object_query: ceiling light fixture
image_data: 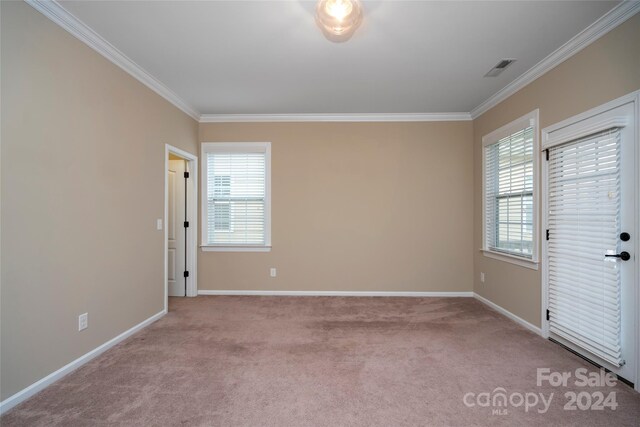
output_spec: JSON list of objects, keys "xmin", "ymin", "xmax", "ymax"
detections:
[{"xmin": 316, "ymin": 0, "xmax": 363, "ymax": 42}]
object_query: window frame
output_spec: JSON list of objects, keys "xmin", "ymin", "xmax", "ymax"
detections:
[
  {"xmin": 200, "ymin": 142, "xmax": 272, "ymax": 252},
  {"xmin": 481, "ymin": 110, "xmax": 539, "ymax": 269}
]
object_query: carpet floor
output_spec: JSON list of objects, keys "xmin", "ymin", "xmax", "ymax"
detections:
[{"xmin": 2, "ymin": 296, "xmax": 640, "ymax": 426}]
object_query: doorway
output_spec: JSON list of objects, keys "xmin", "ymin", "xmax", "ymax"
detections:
[
  {"xmin": 164, "ymin": 145, "xmax": 198, "ymax": 309},
  {"xmin": 542, "ymin": 92, "xmax": 639, "ymax": 388}
]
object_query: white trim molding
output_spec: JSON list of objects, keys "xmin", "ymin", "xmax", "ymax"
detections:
[
  {"xmin": 470, "ymin": 1, "xmax": 640, "ymax": 119},
  {"xmin": 0, "ymin": 310, "xmax": 166, "ymax": 416},
  {"xmin": 198, "ymin": 290, "xmax": 474, "ymax": 297},
  {"xmin": 25, "ymin": 0, "xmax": 200, "ymax": 121},
  {"xmin": 474, "ymin": 293, "xmax": 543, "ymax": 336},
  {"xmin": 164, "ymin": 144, "xmax": 199, "ymax": 304},
  {"xmin": 542, "ymin": 117, "xmax": 629, "ymax": 149},
  {"xmin": 26, "ymin": 0, "xmax": 639, "ymax": 124},
  {"xmin": 199, "ymin": 113, "xmax": 472, "ymax": 123},
  {"xmin": 541, "ymin": 91, "xmax": 640, "ymax": 148},
  {"xmin": 480, "ymin": 249, "xmax": 539, "ymax": 270}
]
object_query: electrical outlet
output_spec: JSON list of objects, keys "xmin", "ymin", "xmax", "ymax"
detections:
[
  {"xmin": 480, "ymin": 272, "xmax": 485, "ymax": 283},
  {"xmin": 78, "ymin": 313, "xmax": 88, "ymax": 331},
  {"xmin": 270, "ymin": 268, "xmax": 277, "ymax": 278}
]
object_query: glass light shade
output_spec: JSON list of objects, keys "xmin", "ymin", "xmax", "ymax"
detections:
[{"xmin": 315, "ymin": 0, "xmax": 363, "ymax": 42}]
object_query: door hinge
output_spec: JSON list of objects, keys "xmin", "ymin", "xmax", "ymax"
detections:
[
  {"xmin": 184, "ymin": 221, "xmax": 189, "ymax": 228},
  {"xmin": 545, "ymin": 149, "xmax": 549, "ymax": 161},
  {"xmin": 183, "ymin": 271, "xmax": 190, "ymax": 278},
  {"xmin": 184, "ymin": 171, "xmax": 190, "ymax": 179},
  {"xmin": 546, "ymin": 309, "xmax": 550, "ymax": 321},
  {"xmin": 546, "ymin": 229, "xmax": 550, "ymax": 241}
]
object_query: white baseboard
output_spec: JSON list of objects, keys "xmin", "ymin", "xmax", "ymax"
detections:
[
  {"xmin": 0, "ymin": 310, "xmax": 166, "ymax": 415},
  {"xmin": 473, "ymin": 293, "xmax": 543, "ymax": 336},
  {"xmin": 198, "ymin": 290, "xmax": 474, "ymax": 297}
]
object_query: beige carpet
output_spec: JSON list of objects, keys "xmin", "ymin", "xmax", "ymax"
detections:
[{"xmin": 2, "ymin": 296, "xmax": 639, "ymax": 426}]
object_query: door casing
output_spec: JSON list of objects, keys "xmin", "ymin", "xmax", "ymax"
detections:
[
  {"xmin": 541, "ymin": 90, "xmax": 640, "ymax": 391},
  {"xmin": 164, "ymin": 144, "xmax": 198, "ymax": 310}
]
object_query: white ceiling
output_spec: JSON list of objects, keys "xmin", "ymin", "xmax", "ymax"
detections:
[{"xmin": 58, "ymin": 1, "xmax": 619, "ymax": 116}]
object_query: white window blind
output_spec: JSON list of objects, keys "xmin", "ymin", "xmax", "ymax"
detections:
[
  {"xmin": 547, "ymin": 128, "xmax": 622, "ymax": 366},
  {"xmin": 484, "ymin": 126, "xmax": 535, "ymax": 259},
  {"xmin": 204, "ymin": 144, "xmax": 270, "ymax": 248}
]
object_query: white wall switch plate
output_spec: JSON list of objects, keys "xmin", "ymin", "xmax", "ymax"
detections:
[
  {"xmin": 78, "ymin": 313, "xmax": 88, "ymax": 331},
  {"xmin": 480, "ymin": 272, "xmax": 485, "ymax": 283},
  {"xmin": 156, "ymin": 219, "xmax": 163, "ymax": 230},
  {"xmin": 270, "ymin": 268, "xmax": 277, "ymax": 278}
]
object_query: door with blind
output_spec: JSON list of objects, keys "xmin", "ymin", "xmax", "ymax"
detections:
[{"xmin": 543, "ymin": 101, "xmax": 636, "ymax": 382}]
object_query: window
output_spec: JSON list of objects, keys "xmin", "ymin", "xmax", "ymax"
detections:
[
  {"xmin": 201, "ymin": 142, "xmax": 271, "ymax": 251},
  {"xmin": 482, "ymin": 110, "xmax": 539, "ymax": 267}
]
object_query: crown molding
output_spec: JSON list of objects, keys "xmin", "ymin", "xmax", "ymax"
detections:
[
  {"xmin": 199, "ymin": 112, "xmax": 472, "ymax": 123},
  {"xmin": 25, "ymin": 0, "xmax": 639, "ymax": 124},
  {"xmin": 470, "ymin": 1, "xmax": 640, "ymax": 120},
  {"xmin": 25, "ymin": 0, "xmax": 200, "ymax": 121}
]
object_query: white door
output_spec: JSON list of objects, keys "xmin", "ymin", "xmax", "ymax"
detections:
[
  {"xmin": 168, "ymin": 159, "xmax": 186, "ymax": 297},
  {"xmin": 544, "ymin": 101, "xmax": 636, "ymax": 382}
]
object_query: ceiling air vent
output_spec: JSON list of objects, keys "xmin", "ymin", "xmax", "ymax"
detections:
[{"xmin": 484, "ymin": 59, "xmax": 516, "ymax": 77}]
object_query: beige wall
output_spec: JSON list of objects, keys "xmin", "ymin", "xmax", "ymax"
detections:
[
  {"xmin": 0, "ymin": 2, "xmax": 198, "ymax": 400},
  {"xmin": 4, "ymin": 0, "xmax": 637, "ymax": 404},
  {"xmin": 199, "ymin": 121, "xmax": 474, "ymax": 293},
  {"xmin": 473, "ymin": 14, "xmax": 640, "ymax": 327}
]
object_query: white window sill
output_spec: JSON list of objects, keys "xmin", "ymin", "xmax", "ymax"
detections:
[
  {"xmin": 480, "ymin": 249, "xmax": 539, "ymax": 270},
  {"xmin": 201, "ymin": 245, "xmax": 271, "ymax": 253}
]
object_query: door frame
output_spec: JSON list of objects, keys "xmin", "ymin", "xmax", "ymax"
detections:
[
  {"xmin": 540, "ymin": 90, "xmax": 640, "ymax": 391},
  {"xmin": 164, "ymin": 144, "xmax": 198, "ymax": 309}
]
